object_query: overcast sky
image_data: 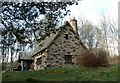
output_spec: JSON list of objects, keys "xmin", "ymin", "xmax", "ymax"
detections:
[
  {"xmin": 63, "ymin": 0, "xmax": 119, "ymax": 56},
  {"xmin": 0, "ymin": 0, "xmax": 119, "ymax": 27},
  {"xmin": 64, "ymin": 0, "xmax": 119, "ymax": 25}
]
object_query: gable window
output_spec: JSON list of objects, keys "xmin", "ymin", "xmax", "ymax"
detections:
[
  {"xmin": 64, "ymin": 55, "xmax": 72, "ymax": 64},
  {"xmin": 64, "ymin": 34, "xmax": 68, "ymax": 40}
]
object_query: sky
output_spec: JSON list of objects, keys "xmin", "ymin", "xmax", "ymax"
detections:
[
  {"xmin": 0, "ymin": 0, "xmax": 119, "ymax": 28},
  {"xmin": 64, "ymin": 0, "xmax": 119, "ymax": 26}
]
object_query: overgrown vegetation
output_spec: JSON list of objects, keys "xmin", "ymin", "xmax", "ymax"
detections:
[
  {"xmin": 2, "ymin": 64, "xmax": 119, "ymax": 81},
  {"xmin": 109, "ymin": 55, "xmax": 120, "ymax": 64},
  {"xmin": 78, "ymin": 49, "xmax": 109, "ymax": 67}
]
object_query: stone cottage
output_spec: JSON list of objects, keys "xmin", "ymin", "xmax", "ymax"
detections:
[{"xmin": 32, "ymin": 18, "xmax": 87, "ymax": 70}]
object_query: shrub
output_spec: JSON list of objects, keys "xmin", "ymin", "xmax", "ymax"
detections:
[
  {"xmin": 78, "ymin": 50, "xmax": 97, "ymax": 67},
  {"xmin": 95, "ymin": 49, "xmax": 109, "ymax": 67},
  {"xmin": 109, "ymin": 55, "xmax": 119, "ymax": 64},
  {"xmin": 78, "ymin": 49, "xmax": 109, "ymax": 67},
  {"xmin": 2, "ymin": 62, "xmax": 7, "ymax": 70}
]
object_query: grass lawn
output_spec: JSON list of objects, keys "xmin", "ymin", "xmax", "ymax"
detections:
[{"xmin": 2, "ymin": 64, "xmax": 119, "ymax": 82}]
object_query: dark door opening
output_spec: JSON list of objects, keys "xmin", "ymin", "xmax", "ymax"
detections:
[{"xmin": 36, "ymin": 57, "xmax": 42, "ymax": 65}]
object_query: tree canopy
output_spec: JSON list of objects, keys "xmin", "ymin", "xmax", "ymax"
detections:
[{"xmin": 0, "ymin": 2, "xmax": 79, "ymax": 62}]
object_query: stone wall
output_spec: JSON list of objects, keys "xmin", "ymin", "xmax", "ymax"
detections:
[
  {"xmin": 33, "ymin": 52, "xmax": 48, "ymax": 70},
  {"xmin": 45, "ymin": 25, "xmax": 85, "ymax": 67}
]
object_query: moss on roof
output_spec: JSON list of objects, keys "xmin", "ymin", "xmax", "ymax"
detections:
[
  {"xmin": 19, "ymin": 51, "xmax": 33, "ymax": 60},
  {"xmin": 33, "ymin": 32, "xmax": 59, "ymax": 56}
]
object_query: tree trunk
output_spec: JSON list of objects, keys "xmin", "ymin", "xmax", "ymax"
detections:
[{"xmin": 9, "ymin": 47, "xmax": 13, "ymax": 71}]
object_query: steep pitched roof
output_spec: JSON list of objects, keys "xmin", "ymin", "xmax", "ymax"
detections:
[
  {"xmin": 33, "ymin": 32, "xmax": 59, "ymax": 56},
  {"xmin": 32, "ymin": 21, "xmax": 87, "ymax": 56}
]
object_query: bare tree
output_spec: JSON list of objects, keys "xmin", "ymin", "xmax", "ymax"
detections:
[
  {"xmin": 99, "ymin": 16, "xmax": 118, "ymax": 56},
  {"xmin": 78, "ymin": 18, "xmax": 104, "ymax": 50}
]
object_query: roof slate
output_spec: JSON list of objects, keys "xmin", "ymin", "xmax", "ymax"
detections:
[{"xmin": 33, "ymin": 32, "xmax": 59, "ymax": 56}]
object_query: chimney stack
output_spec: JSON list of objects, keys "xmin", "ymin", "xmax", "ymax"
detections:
[{"xmin": 70, "ymin": 17, "xmax": 78, "ymax": 34}]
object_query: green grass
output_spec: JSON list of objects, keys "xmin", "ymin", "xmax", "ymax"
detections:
[{"xmin": 2, "ymin": 64, "xmax": 119, "ymax": 82}]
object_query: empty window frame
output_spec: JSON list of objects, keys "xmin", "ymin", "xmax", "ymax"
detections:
[
  {"xmin": 64, "ymin": 55, "xmax": 72, "ymax": 64},
  {"xmin": 64, "ymin": 34, "xmax": 69, "ymax": 40}
]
